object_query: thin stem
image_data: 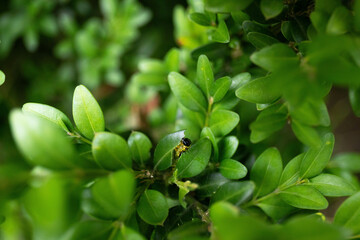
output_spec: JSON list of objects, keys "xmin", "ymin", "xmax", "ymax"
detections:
[
  {"xmin": 68, "ymin": 131, "xmax": 92, "ymax": 145},
  {"xmin": 185, "ymin": 195, "xmax": 211, "ymax": 224}
]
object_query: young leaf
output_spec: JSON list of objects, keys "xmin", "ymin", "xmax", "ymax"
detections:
[
  {"xmin": 92, "ymin": 132, "xmax": 132, "ymax": 170},
  {"xmin": 137, "ymin": 190, "xmax": 169, "ymax": 225},
  {"xmin": 300, "ymin": 133, "xmax": 335, "ymax": 179},
  {"xmin": 211, "ymin": 181, "xmax": 255, "ymax": 206},
  {"xmin": 168, "ymin": 72, "xmax": 207, "ymax": 113},
  {"xmin": 279, "ymin": 185, "xmax": 328, "ymax": 210},
  {"xmin": 247, "ymin": 32, "xmax": 279, "ymax": 49},
  {"xmin": 10, "ymin": 110, "xmax": 76, "ymax": 169},
  {"xmin": 260, "ymin": 0, "xmax": 283, "ymax": 19},
  {"xmin": 128, "ymin": 131, "xmax": 152, "ymax": 167},
  {"xmin": 307, "ymin": 174, "xmax": 355, "ymax": 197},
  {"xmin": 197, "ymin": 55, "xmax": 214, "ymax": 98},
  {"xmin": 219, "ymin": 159, "xmax": 247, "ymax": 180},
  {"xmin": 72, "ymin": 85, "xmax": 105, "ymax": 139},
  {"xmin": 153, "ymin": 130, "xmax": 185, "ymax": 171},
  {"xmin": 334, "ymin": 192, "xmax": 360, "ymax": 235},
  {"xmin": 189, "ymin": 12, "xmax": 212, "ymax": 26},
  {"xmin": 22, "ymin": 103, "xmax": 74, "ymax": 132},
  {"xmin": 257, "ymin": 195, "xmax": 294, "ymax": 221},
  {"xmin": 209, "ymin": 20, "xmax": 230, "ymax": 43},
  {"xmin": 279, "ymin": 153, "xmax": 304, "ymax": 187},
  {"xmin": 291, "ymin": 119, "xmax": 321, "ymax": 147},
  {"xmin": 209, "ymin": 109, "xmax": 239, "ymax": 137},
  {"xmin": 176, "ymin": 138, "xmax": 211, "ymax": 178},
  {"xmin": 210, "ymin": 76, "xmax": 231, "ymax": 102},
  {"xmin": 218, "ymin": 136, "xmax": 239, "ymax": 160},
  {"xmin": 251, "ymin": 147, "xmax": 283, "ymax": 197}
]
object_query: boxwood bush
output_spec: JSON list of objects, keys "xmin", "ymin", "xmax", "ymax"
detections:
[{"xmin": 1, "ymin": 0, "xmax": 360, "ymax": 239}]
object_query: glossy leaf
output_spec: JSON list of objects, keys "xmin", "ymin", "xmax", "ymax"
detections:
[
  {"xmin": 196, "ymin": 172, "xmax": 229, "ymax": 198},
  {"xmin": 349, "ymin": 88, "xmax": 360, "ymax": 117},
  {"xmin": 196, "ymin": 54, "xmax": 214, "ymax": 98},
  {"xmin": 290, "ymin": 99, "xmax": 330, "ymax": 127},
  {"xmin": 257, "ymin": 195, "xmax": 294, "ymax": 221},
  {"xmin": 307, "ymin": 173, "xmax": 355, "ymax": 197},
  {"xmin": 211, "ymin": 181, "xmax": 255, "ymax": 206},
  {"xmin": 168, "ymin": 72, "xmax": 207, "ymax": 113},
  {"xmin": 128, "ymin": 131, "xmax": 152, "ymax": 167},
  {"xmin": 189, "ymin": 12, "xmax": 212, "ymax": 26},
  {"xmin": 260, "ymin": 0, "xmax": 283, "ymax": 19},
  {"xmin": 247, "ymin": 32, "xmax": 279, "ymax": 49},
  {"xmin": 279, "ymin": 153, "xmax": 303, "ymax": 187},
  {"xmin": 219, "ymin": 159, "xmax": 247, "ymax": 180},
  {"xmin": 211, "ymin": 76, "xmax": 231, "ymax": 102},
  {"xmin": 209, "ymin": 109, "xmax": 239, "ymax": 137},
  {"xmin": 137, "ymin": 190, "xmax": 169, "ymax": 225},
  {"xmin": 334, "ymin": 192, "xmax": 360, "ymax": 235},
  {"xmin": 72, "ymin": 85, "xmax": 105, "ymax": 139},
  {"xmin": 153, "ymin": 130, "xmax": 185, "ymax": 171},
  {"xmin": 209, "ymin": 20, "xmax": 230, "ymax": 43},
  {"xmin": 218, "ymin": 136, "xmax": 239, "ymax": 160},
  {"xmin": 291, "ymin": 119, "xmax": 321, "ymax": 147},
  {"xmin": 201, "ymin": 127, "xmax": 219, "ymax": 162},
  {"xmin": 279, "ymin": 185, "xmax": 328, "ymax": 210},
  {"xmin": 22, "ymin": 103, "xmax": 74, "ymax": 132},
  {"xmin": 251, "ymin": 148, "xmax": 283, "ymax": 197},
  {"xmin": 0, "ymin": 70, "xmax": 5, "ymax": 86},
  {"xmin": 300, "ymin": 133, "xmax": 335, "ymax": 179},
  {"xmin": 10, "ymin": 110, "xmax": 76, "ymax": 169},
  {"xmin": 176, "ymin": 138, "xmax": 211, "ymax": 178},
  {"xmin": 92, "ymin": 132, "xmax": 132, "ymax": 170}
]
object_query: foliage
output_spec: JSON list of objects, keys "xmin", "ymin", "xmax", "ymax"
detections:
[{"xmin": 2, "ymin": 0, "xmax": 360, "ymax": 239}]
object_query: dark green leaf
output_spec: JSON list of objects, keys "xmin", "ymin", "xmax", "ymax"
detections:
[
  {"xmin": 191, "ymin": 43, "xmax": 229, "ymax": 61},
  {"xmin": 92, "ymin": 132, "xmax": 132, "ymax": 170},
  {"xmin": 167, "ymin": 220, "xmax": 208, "ymax": 240},
  {"xmin": 201, "ymin": 127, "xmax": 219, "ymax": 162},
  {"xmin": 334, "ymin": 192, "xmax": 360, "ymax": 235},
  {"xmin": 176, "ymin": 138, "xmax": 211, "ymax": 178},
  {"xmin": 247, "ymin": 32, "xmax": 279, "ymax": 49},
  {"xmin": 281, "ymin": 21, "xmax": 292, "ymax": 40},
  {"xmin": 63, "ymin": 221, "xmax": 113, "ymax": 240},
  {"xmin": 211, "ymin": 181, "xmax": 255, "ymax": 206},
  {"xmin": 219, "ymin": 159, "xmax": 247, "ymax": 180},
  {"xmin": 209, "ymin": 20, "xmax": 230, "ymax": 43},
  {"xmin": 307, "ymin": 174, "xmax": 355, "ymax": 197},
  {"xmin": 205, "ymin": 0, "xmax": 254, "ymax": 12},
  {"xmin": 128, "ymin": 131, "xmax": 152, "ymax": 167},
  {"xmin": 168, "ymin": 72, "xmax": 207, "ymax": 113},
  {"xmin": 231, "ymin": 11, "xmax": 250, "ymax": 25},
  {"xmin": 72, "ymin": 85, "xmax": 105, "ymax": 139},
  {"xmin": 300, "ymin": 133, "xmax": 335, "ymax": 179},
  {"xmin": 209, "ymin": 109, "xmax": 239, "ymax": 137},
  {"xmin": 349, "ymin": 88, "xmax": 360, "ymax": 117},
  {"xmin": 257, "ymin": 195, "xmax": 294, "ymax": 221},
  {"xmin": 279, "ymin": 185, "xmax": 328, "ymax": 210},
  {"xmin": 291, "ymin": 119, "xmax": 321, "ymax": 147},
  {"xmin": 211, "ymin": 76, "xmax": 231, "ymax": 102},
  {"xmin": 250, "ymin": 147, "xmax": 283, "ymax": 197},
  {"xmin": 154, "ymin": 130, "xmax": 185, "ymax": 171},
  {"xmin": 290, "ymin": 99, "xmax": 330, "ymax": 127},
  {"xmin": 189, "ymin": 12, "xmax": 212, "ymax": 26},
  {"xmin": 310, "ymin": 11, "xmax": 328, "ymax": 33},
  {"xmin": 196, "ymin": 55, "xmax": 214, "ymax": 98},
  {"xmin": 260, "ymin": 0, "xmax": 283, "ymax": 19},
  {"xmin": 137, "ymin": 190, "xmax": 169, "ymax": 225},
  {"xmin": 197, "ymin": 172, "xmax": 229, "ymax": 198}
]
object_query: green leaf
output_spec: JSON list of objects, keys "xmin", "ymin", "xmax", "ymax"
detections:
[
  {"xmin": 211, "ymin": 76, "xmax": 231, "ymax": 102},
  {"xmin": 281, "ymin": 21, "xmax": 292, "ymax": 41},
  {"xmin": 219, "ymin": 159, "xmax": 247, "ymax": 180},
  {"xmin": 209, "ymin": 20, "xmax": 230, "ymax": 43},
  {"xmin": 291, "ymin": 119, "xmax": 321, "ymax": 147},
  {"xmin": 260, "ymin": 0, "xmax": 283, "ymax": 19},
  {"xmin": 209, "ymin": 109, "xmax": 239, "ymax": 137},
  {"xmin": 310, "ymin": 11, "xmax": 328, "ymax": 33},
  {"xmin": 167, "ymin": 220, "xmax": 208, "ymax": 240},
  {"xmin": 218, "ymin": 136, "xmax": 239, "ymax": 160},
  {"xmin": 0, "ymin": 70, "xmax": 5, "ymax": 86},
  {"xmin": 168, "ymin": 72, "xmax": 207, "ymax": 113},
  {"xmin": 137, "ymin": 190, "xmax": 169, "ymax": 225},
  {"xmin": 116, "ymin": 226, "xmax": 146, "ymax": 240},
  {"xmin": 247, "ymin": 32, "xmax": 279, "ymax": 49},
  {"xmin": 250, "ymin": 43, "xmax": 298, "ymax": 72},
  {"xmin": 235, "ymin": 75, "xmax": 281, "ymax": 104},
  {"xmin": 189, "ymin": 12, "xmax": 212, "ymax": 26},
  {"xmin": 92, "ymin": 132, "xmax": 132, "ymax": 170},
  {"xmin": 72, "ymin": 85, "xmax": 105, "ymax": 139},
  {"xmin": 290, "ymin": 99, "xmax": 330, "ymax": 127},
  {"xmin": 307, "ymin": 174, "xmax": 355, "ymax": 197},
  {"xmin": 91, "ymin": 170, "xmax": 135, "ymax": 220},
  {"xmin": 10, "ymin": 110, "xmax": 76, "ymax": 169},
  {"xmin": 201, "ymin": 127, "xmax": 219, "ymax": 162},
  {"xmin": 250, "ymin": 147, "xmax": 283, "ymax": 197},
  {"xmin": 153, "ymin": 130, "xmax": 185, "ymax": 171},
  {"xmin": 331, "ymin": 153, "xmax": 360, "ymax": 173},
  {"xmin": 279, "ymin": 185, "xmax": 328, "ymax": 210},
  {"xmin": 138, "ymin": 59, "xmax": 167, "ymax": 74},
  {"xmin": 326, "ymin": 6, "xmax": 352, "ymax": 35},
  {"xmin": 133, "ymin": 73, "xmax": 166, "ymax": 86},
  {"xmin": 22, "ymin": 103, "xmax": 74, "ymax": 132},
  {"xmin": 334, "ymin": 192, "xmax": 360, "ymax": 235},
  {"xmin": 61, "ymin": 220, "xmax": 113, "ymax": 240},
  {"xmin": 279, "ymin": 153, "xmax": 304, "ymax": 187},
  {"xmin": 300, "ymin": 133, "xmax": 335, "ymax": 179},
  {"xmin": 176, "ymin": 138, "xmax": 211, "ymax": 178},
  {"xmin": 165, "ymin": 48, "xmax": 180, "ymax": 72},
  {"xmin": 196, "ymin": 172, "xmax": 229, "ymax": 199},
  {"xmin": 211, "ymin": 181, "xmax": 255, "ymax": 206},
  {"xmin": 231, "ymin": 11, "xmax": 250, "ymax": 25},
  {"xmin": 128, "ymin": 131, "xmax": 152, "ymax": 167},
  {"xmin": 257, "ymin": 195, "xmax": 294, "ymax": 221},
  {"xmin": 355, "ymin": 0, "xmax": 360, "ymax": 32},
  {"xmin": 205, "ymin": 0, "xmax": 254, "ymax": 12},
  {"xmin": 197, "ymin": 55, "xmax": 214, "ymax": 98},
  {"xmin": 349, "ymin": 88, "xmax": 360, "ymax": 117}
]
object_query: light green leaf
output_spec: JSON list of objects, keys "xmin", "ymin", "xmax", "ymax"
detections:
[
  {"xmin": 251, "ymin": 147, "xmax": 283, "ymax": 197},
  {"xmin": 279, "ymin": 153, "xmax": 304, "ymax": 187},
  {"xmin": 289, "ymin": 99, "xmax": 330, "ymax": 126},
  {"xmin": 0, "ymin": 70, "xmax": 5, "ymax": 86},
  {"xmin": 138, "ymin": 59, "xmax": 167, "ymax": 74},
  {"xmin": 257, "ymin": 195, "xmax": 294, "ymax": 221},
  {"xmin": 330, "ymin": 153, "xmax": 360, "ymax": 173},
  {"xmin": 165, "ymin": 48, "xmax": 180, "ymax": 72},
  {"xmin": 300, "ymin": 133, "xmax": 335, "ymax": 179},
  {"xmin": 62, "ymin": 220, "xmax": 113, "ymax": 240},
  {"xmin": 189, "ymin": 12, "xmax": 212, "ymax": 26},
  {"xmin": 205, "ymin": 0, "xmax": 254, "ymax": 12},
  {"xmin": 209, "ymin": 20, "xmax": 230, "ymax": 43},
  {"xmin": 197, "ymin": 55, "xmax": 214, "ymax": 98},
  {"xmin": 307, "ymin": 173, "xmax": 355, "ymax": 197},
  {"xmin": 326, "ymin": 6, "xmax": 352, "ymax": 35},
  {"xmin": 291, "ymin": 119, "xmax": 321, "ymax": 147},
  {"xmin": 209, "ymin": 109, "xmax": 239, "ymax": 137},
  {"xmin": 247, "ymin": 32, "xmax": 279, "ymax": 49},
  {"xmin": 137, "ymin": 190, "xmax": 169, "ymax": 225},
  {"xmin": 219, "ymin": 159, "xmax": 247, "ymax": 180},
  {"xmin": 72, "ymin": 85, "xmax": 105, "ymax": 139},
  {"xmin": 334, "ymin": 192, "xmax": 360, "ymax": 235},
  {"xmin": 128, "ymin": 131, "xmax": 152, "ymax": 167},
  {"xmin": 211, "ymin": 181, "xmax": 255, "ymax": 206},
  {"xmin": 260, "ymin": 0, "xmax": 283, "ymax": 19},
  {"xmin": 22, "ymin": 103, "xmax": 74, "ymax": 132},
  {"xmin": 201, "ymin": 127, "xmax": 219, "ymax": 162},
  {"xmin": 211, "ymin": 76, "xmax": 231, "ymax": 102},
  {"xmin": 279, "ymin": 185, "xmax": 328, "ymax": 210},
  {"xmin": 176, "ymin": 138, "xmax": 211, "ymax": 178},
  {"xmin": 92, "ymin": 132, "xmax": 132, "ymax": 170},
  {"xmin": 168, "ymin": 72, "xmax": 207, "ymax": 113},
  {"xmin": 153, "ymin": 130, "xmax": 185, "ymax": 171}
]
